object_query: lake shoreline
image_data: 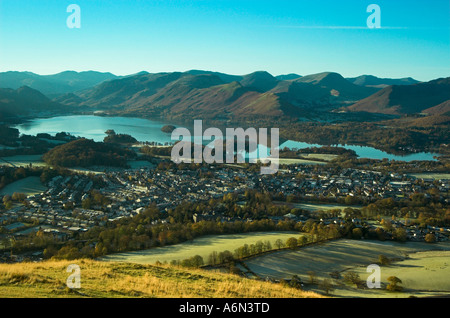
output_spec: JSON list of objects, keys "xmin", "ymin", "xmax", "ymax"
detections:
[{"xmin": 12, "ymin": 114, "xmax": 441, "ymax": 162}]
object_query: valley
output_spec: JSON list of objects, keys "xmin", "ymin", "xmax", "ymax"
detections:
[{"xmin": 0, "ymin": 69, "xmax": 449, "ymax": 300}]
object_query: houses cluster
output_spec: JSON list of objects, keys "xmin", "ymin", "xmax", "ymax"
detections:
[
  {"xmin": 0, "ymin": 162, "xmax": 449, "ymax": 251},
  {"xmin": 260, "ymin": 166, "xmax": 448, "ymax": 202}
]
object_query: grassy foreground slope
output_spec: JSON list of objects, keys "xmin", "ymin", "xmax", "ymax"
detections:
[{"xmin": 0, "ymin": 259, "xmax": 322, "ymax": 298}]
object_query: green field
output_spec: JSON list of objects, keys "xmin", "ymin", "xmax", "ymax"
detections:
[
  {"xmin": 301, "ymin": 154, "xmax": 338, "ymax": 161},
  {"xmin": 290, "ymin": 202, "xmax": 362, "ymax": 212},
  {"xmin": 346, "ymin": 250, "xmax": 450, "ymax": 298},
  {"xmin": 100, "ymin": 231, "xmax": 306, "ymax": 265},
  {"xmin": 409, "ymin": 173, "xmax": 450, "ymax": 180},
  {"xmin": 243, "ymin": 239, "xmax": 450, "ymax": 298},
  {"xmin": 127, "ymin": 160, "xmax": 155, "ymax": 169},
  {"xmin": 275, "ymin": 158, "xmax": 327, "ymax": 165},
  {"xmin": 0, "ymin": 176, "xmax": 47, "ymax": 196},
  {"xmin": 0, "ymin": 155, "xmax": 47, "ymax": 168}
]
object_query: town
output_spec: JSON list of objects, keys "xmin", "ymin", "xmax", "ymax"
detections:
[{"xmin": 1, "ymin": 159, "xmax": 449, "ymax": 262}]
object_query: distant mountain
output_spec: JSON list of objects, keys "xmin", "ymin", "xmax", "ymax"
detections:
[
  {"xmin": 50, "ymin": 70, "xmax": 448, "ymax": 122},
  {"xmin": 54, "ymin": 70, "xmax": 388, "ymax": 120},
  {"xmin": 275, "ymin": 73, "xmax": 302, "ymax": 81},
  {"xmin": 186, "ymin": 70, "xmax": 242, "ymax": 83},
  {"xmin": 68, "ymin": 72, "xmax": 188, "ymax": 108},
  {"xmin": 240, "ymin": 71, "xmax": 278, "ymax": 92},
  {"xmin": 0, "ymin": 86, "xmax": 67, "ymax": 119},
  {"xmin": 118, "ymin": 74, "xmax": 298, "ymax": 119},
  {"xmin": 58, "ymin": 71, "xmax": 301, "ymax": 119},
  {"xmin": 346, "ymin": 77, "xmax": 450, "ymax": 115},
  {"xmin": 347, "ymin": 75, "xmax": 420, "ymax": 88},
  {"xmin": 292, "ymin": 72, "xmax": 379, "ymax": 103},
  {"xmin": 0, "ymin": 71, "xmax": 118, "ymax": 96},
  {"xmin": 269, "ymin": 80, "xmax": 337, "ymax": 108}
]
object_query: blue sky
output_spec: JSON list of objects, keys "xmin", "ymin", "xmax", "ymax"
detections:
[{"xmin": 0, "ymin": 0, "xmax": 449, "ymax": 81}]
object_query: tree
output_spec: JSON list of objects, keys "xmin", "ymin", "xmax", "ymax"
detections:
[
  {"xmin": 218, "ymin": 250, "xmax": 234, "ymax": 264},
  {"xmin": 352, "ymin": 228, "xmax": 363, "ymax": 240},
  {"xmin": 286, "ymin": 237, "xmax": 298, "ymax": 249},
  {"xmin": 4, "ymin": 201, "xmax": 13, "ymax": 210},
  {"xmin": 343, "ymin": 271, "xmax": 363, "ymax": 287},
  {"xmin": 319, "ymin": 278, "xmax": 335, "ymax": 295},
  {"xmin": 298, "ymin": 235, "xmax": 308, "ymax": 246},
  {"xmin": 307, "ymin": 271, "xmax": 317, "ymax": 284},
  {"xmin": 274, "ymin": 239, "xmax": 284, "ymax": 249},
  {"xmin": 378, "ymin": 254, "xmax": 390, "ymax": 266},
  {"xmin": 11, "ymin": 192, "xmax": 26, "ymax": 202},
  {"xmin": 181, "ymin": 255, "xmax": 204, "ymax": 268},
  {"xmin": 394, "ymin": 228, "xmax": 407, "ymax": 242},
  {"xmin": 386, "ymin": 276, "xmax": 403, "ymax": 292},
  {"xmin": 289, "ymin": 275, "xmax": 303, "ymax": 289},
  {"xmin": 424, "ymin": 233, "xmax": 436, "ymax": 243}
]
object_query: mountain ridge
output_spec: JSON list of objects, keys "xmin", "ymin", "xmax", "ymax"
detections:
[
  {"xmin": 0, "ymin": 85, "xmax": 68, "ymax": 120},
  {"xmin": 346, "ymin": 77, "xmax": 450, "ymax": 115},
  {"xmin": 0, "ymin": 70, "xmax": 119, "ymax": 96}
]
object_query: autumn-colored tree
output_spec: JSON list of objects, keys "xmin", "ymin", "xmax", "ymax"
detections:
[
  {"xmin": 394, "ymin": 228, "xmax": 407, "ymax": 242},
  {"xmin": 387, "ymin": 276, "xmax": 403, "ymax": 292},
  {"xmin": 352, "ymin": 228, "xmax": 363, "ymax": 240},
  {"xmin": 425, "ymin": 233, "xmax": 436, "ymax": 243},
  {"xmin": 379, "ymin": 254, "xmax": 390, "ymax": 266}
]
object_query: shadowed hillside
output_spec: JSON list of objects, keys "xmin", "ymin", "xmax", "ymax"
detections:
[
  {"xmin": 0, "ymin": 259, "xmax": 323, "ymax": 298},
  {"xmin": 0, "ymin": 86, "xmax": 69, "ymax": 119},
  {"xmin": 346, "ymin": 77, "xmax": 450, "ymax": 115}
]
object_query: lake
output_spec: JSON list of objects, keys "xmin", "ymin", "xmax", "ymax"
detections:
[
  {"xmin": 281, "ymin": 140, "xmax": 439, "ymax": 162},
  {"xmin": 14, "ymin": 115, "xmax": 439, "ymax": 162},
  {"xmin": 15, "ymin": 115, "xmax": 174, "ymax": 145}
]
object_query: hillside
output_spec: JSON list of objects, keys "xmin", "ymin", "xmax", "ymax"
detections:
[
  {"xmin": 346, "ymin": 75, "xmax": 420, "ymax": 88},
  {"xmin": 422, "ymin": 100, "xmax": 450, "ymax": 116},
  {"xmin": 56, "ymin": 70, "xmax": 384, "ymax": 120},
  {"xmin": 0, "ymin": 71, "xmax": 118, "ymax": 96},
  {"xmin": 240, "ymin": 71, "xmax": 278, "ymax": 92},
  {"xmin": 5, "ymin": 70, "xmax": 446, "ymax": 125},
  {"xmin": 293, "ymin": 72, "xmax": 379, "ymax": 103},
  {"xmin": 59, "ymin": 72, "xmax": 301, "ymax": 120},
  {"xmin": 346, "ymin": 77, "xmax": 450, "ymax": 115},
  {"xmin": 186, "ymin": 69, "xmax": 243, "ymax": 83},
  {"xmin": 275, "ymin": 73, "xmax": 302, "ymax": 81},
  {"xmin": 0, "ymin": 86, "xmax": 68, "ymax": 119},
  {"xmin": 42, "ymin": 138, "xmax": 136, "ymax": 168},
  {"xmin": 0, "ymin": 259, "xmax": 322, "ymax": 298}
]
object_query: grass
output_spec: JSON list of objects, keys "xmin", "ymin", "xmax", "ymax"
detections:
[
  {"xmin": 347, "ymin": 250, "xmax": 450, "ymax": 297},
  {"xmin": 289, "ymin": 202, "xmax": 362, "ymax": 212},
  {"xmin": 408, "ymin": 173, "xmax": 450, "ymax": 180},
  {"xmin": 273, "ymin": 158, "xmax": 327, "ymax": 165},
  {"xmin": 300, "ymin": 154, "xmax": 338, "ymax": 162},
  {"xmin": 243, "ymin": 239, "xmax": 450, "ymax": 298},
  {"xmin": 100, "ymin": 231, "xmax": 307, "ymax": 265},
  {"xmin": 0, "ymin": 259, "xmax": 322, "ymax": 298},
  {"xmin": 0, "ymin": 155, "xmax": 47, "ymax": 168},
  {"xmin": 0, "ymin": 176, "xmax": 47, "ymax": 196}
]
